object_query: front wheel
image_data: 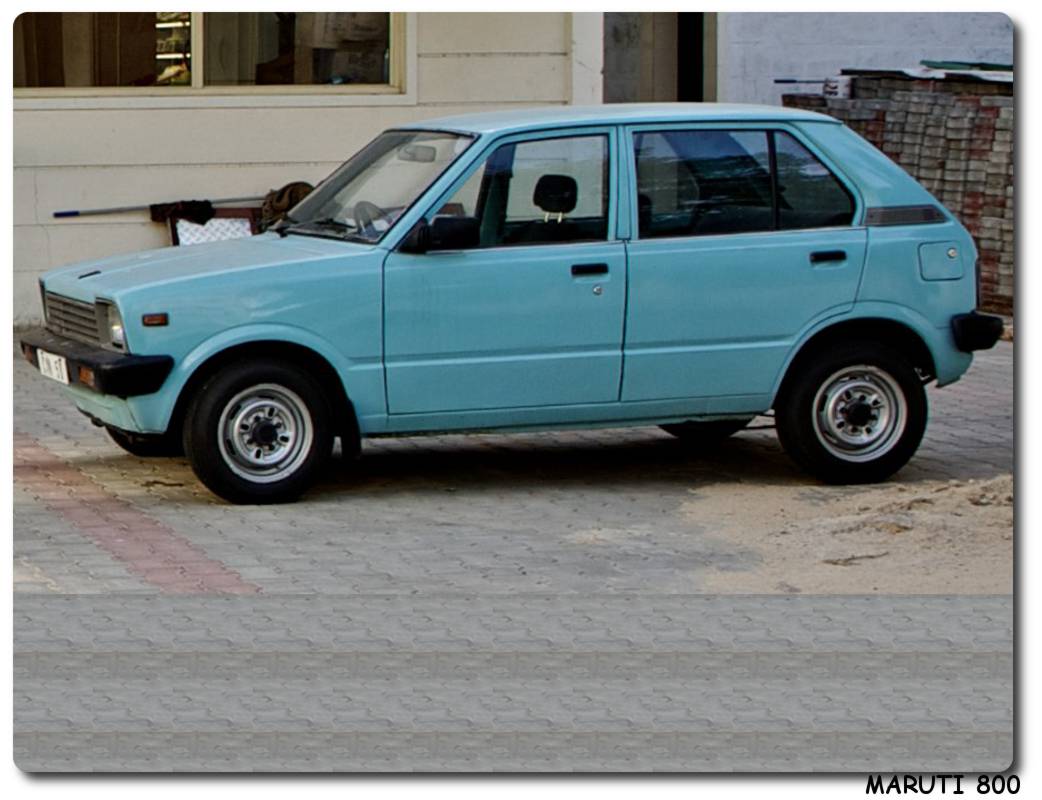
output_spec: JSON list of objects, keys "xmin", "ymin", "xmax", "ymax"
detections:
[
  {"xmin": 183, "ymin": 360, "xmax": 333, "ymax": 504},
  {"xmin": 775, "ymin": 342, "xmax": 927, "ymax": 484}
]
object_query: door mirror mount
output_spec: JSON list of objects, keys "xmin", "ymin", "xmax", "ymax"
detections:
[{"xmin": 397, "ymin": 218, "xmax": 431, "ymax": 254}]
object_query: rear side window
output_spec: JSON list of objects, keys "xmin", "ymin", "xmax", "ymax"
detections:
[
  {"xmin": 634, "ymin": 128, "xmax": 854, "ymax": 239},
  {"xmin": 634, "ymin": 130, "xmax": 773, "ymax": 238},
  {"xmin": 774, "ymin": 131, "xmax": 855, "ymax": 230}
]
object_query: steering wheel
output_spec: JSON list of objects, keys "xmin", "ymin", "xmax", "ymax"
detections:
[{"xmin": 353, "ymin": 200, "xmax": 391, "ymax": 238}]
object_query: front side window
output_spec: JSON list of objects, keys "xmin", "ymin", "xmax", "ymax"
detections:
[
  {"xmin": 433, "ymin": 134, "xmax": 610, "ymax": 249},
  {"xmin": 634, "ymin": 128, "xmax": 854, "ymax": 239},
  {"xmin": 283, "ymin": 130, "xmax": 473, "ymax": 244}
]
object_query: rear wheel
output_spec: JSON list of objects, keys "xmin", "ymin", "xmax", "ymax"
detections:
[
  {"xmin": 660, "ymin": 417, "xmax": 752, "ymax": 445},
  {"xmin": 775, "ymin": 341, "xmax": 927, "ymax": 484},
  {"xmin": 106, "ymin": 426, "xmax": 183, "ymax": 457},
  {"xmin": 183, "ymin": 360, "xmax": 334, "ymax": 504}
]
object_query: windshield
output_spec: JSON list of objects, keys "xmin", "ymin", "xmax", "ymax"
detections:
[{"xmin": 283, "ymin": 129, "xmax": 474, "ymax": 243}]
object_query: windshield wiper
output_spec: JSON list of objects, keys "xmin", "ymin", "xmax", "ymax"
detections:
[
  {"xmin": 305, "ymin": 218, "xmax": 380, "ymax": 245},
  {"xmin": 280, "ymin": 216, "xmax": 361, "ymax": 241},
  {"xmin": 272, "ymin": 213, "xmax": 296, "ymax": 238},
  {"xmin": 307, "ymin": 216, "xmax": 354, "ymax": 231}
]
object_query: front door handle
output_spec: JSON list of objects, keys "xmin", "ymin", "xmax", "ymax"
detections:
[
  {"xmin": 571, "ymin": 262, "xmax": 609, "ymax": 277},
  {"xmin": 809, "ymin": 250, "xmax": 847, "ymax": 264}
]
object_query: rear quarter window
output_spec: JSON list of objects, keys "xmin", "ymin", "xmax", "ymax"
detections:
[{"xmin": 774, "ymin": 131, "xmax": 855, "ymax": 230}]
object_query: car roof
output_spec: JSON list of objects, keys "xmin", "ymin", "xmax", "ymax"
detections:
[{"xmin": 403, "ymin": 103, "xmax": 840, "ymax": 136}]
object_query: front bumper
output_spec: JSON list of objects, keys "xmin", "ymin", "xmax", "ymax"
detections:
[
  {"xmin": 20, "ymin": 327, "xmax": 173, "ymax": 398},
  {"xmin": 950, "ymin": 312, "xmax": 1004, "ymax": 353}
]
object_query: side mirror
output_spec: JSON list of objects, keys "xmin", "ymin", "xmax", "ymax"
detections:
[
  {"xmin": 397, "ymin": 215, "xmax": 481, "ymax": 254},
  {"xmin": 429, "ymin": 216, "xmax": 480, "ymax": 250},
  {"xmin": 397, "ymin": 218, "xmax": 431, "ymax": 254}
]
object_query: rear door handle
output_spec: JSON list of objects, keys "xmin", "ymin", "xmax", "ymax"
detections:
[
  {"xmin": 571, "ymin": 262, "xmax": 609, "ymax": 277},
  {"xmin": 809, "ymin": 250, "xmax": 847, "ymax": 264}
]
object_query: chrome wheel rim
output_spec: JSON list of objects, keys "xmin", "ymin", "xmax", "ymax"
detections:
[
  {"xmin": 812, "ymin": 365, "xmax": 907, "ymax": 462},
  {"xmin": 217, "ymin": 383, "xmax": 313, "ymax": 483}
]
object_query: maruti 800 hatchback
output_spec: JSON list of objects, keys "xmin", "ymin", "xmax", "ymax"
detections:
[{"xmin": 21, "ymin": 104, "xmax": 1003, "ymax": 503}]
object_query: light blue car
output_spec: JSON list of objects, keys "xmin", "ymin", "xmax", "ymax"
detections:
[{"xmin": 21, "ymin": 103, "xmax": 1003, "ymax": 503}]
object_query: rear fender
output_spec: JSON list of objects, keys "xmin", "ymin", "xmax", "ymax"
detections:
[{"xmin": 769, "ymin": 302, "xmax": 971, "ymax": 405}]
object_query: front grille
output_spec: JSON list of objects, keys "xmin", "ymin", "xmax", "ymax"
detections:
[{"xmin": 44, "ymin": 292, "xmax": 102, "ymax": 346}]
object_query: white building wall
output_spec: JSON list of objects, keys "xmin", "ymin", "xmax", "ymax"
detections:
[
  {"xmin": 715, "ymin": 12, "xmax": 1013, "ymax": 105},
  {"xmin": 13, "ymin": 12, "xmax": 603, "ymax": 324}
]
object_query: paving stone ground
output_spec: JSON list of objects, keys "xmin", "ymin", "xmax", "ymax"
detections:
[{"xmin": 11, "ymin": 341, "xmax": 1014, "ymax": 771}]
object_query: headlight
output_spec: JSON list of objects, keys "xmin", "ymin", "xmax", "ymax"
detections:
[{"xmin": 106, "ymin": 304, "xmax": 125, "ymax": 349}]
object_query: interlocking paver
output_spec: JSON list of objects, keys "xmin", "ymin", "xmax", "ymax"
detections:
[
  {"xmin": 12, "ymin": 341, "xmax": 1013, "ymax": 770},
  {"xmin": 13, "ymin": 342, "xmax": 1013, "ymax": 597}
]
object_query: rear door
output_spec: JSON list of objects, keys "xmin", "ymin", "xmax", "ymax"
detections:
[{"xmin": 621, "ymin": 124, "xmax": 868, "ymax": 404}]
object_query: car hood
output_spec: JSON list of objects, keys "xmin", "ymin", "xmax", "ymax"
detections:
[{"xmin": 41, "ymin": 232, "xmax": 376, "ymax": 303}]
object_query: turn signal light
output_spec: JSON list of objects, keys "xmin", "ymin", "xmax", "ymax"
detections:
[
  {"xmin": 78, "ymin": 366, "xmax": 97, "ymax": 389},
  {"xmin": 142, "ymin": 312, "xmax": 169, "ymax": 327}
]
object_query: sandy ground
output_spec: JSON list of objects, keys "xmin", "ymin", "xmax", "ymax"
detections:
[{"xmin": 691, "ymin": 473, "xmax": 1013, "ymax": 594}]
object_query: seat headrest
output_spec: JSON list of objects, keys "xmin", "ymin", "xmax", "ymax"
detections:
[{"xmin": 533, "ymin": 174, "xmax": 578, "ymax": 215}]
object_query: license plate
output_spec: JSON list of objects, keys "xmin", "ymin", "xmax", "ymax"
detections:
[{"xmin": 37, "ymin": 349, "xmax": 70, "ymax": 385}]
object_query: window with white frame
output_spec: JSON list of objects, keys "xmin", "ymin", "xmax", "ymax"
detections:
[{"xmin": 14, "ymin": 12, "xmax": 395, "ymax": 90}]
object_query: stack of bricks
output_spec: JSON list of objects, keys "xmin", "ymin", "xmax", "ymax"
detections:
[{"xmin": 784, "ymin": 74, "xmax": 1014, "ymax": 315}]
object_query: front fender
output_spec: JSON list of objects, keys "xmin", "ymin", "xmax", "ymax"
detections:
[
  {"xmin": 125, "ymin": 323, "xmax": 384, "ymax": 433},
  {"xmin": 768, "ymin": 301, "xmax": 972, "ymax": 403}
]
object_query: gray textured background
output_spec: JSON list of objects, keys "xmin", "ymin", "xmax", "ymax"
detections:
[{"xmin": 15, "ymin": 594, "xmax": 1012, "ymax": 771}]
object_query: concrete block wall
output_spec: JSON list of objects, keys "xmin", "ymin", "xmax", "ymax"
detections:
[{"xmin": 784, "ymin": 76, "xmax": 1014, "ymax": 315}]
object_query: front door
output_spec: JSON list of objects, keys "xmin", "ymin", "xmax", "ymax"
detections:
[
  {"xmin": 621, "ymin": 125, "xmax": 868, "ymax": 404},
  {"xmin": 384, "ymin": 129, "xmax": 626, "ymax": 415}
]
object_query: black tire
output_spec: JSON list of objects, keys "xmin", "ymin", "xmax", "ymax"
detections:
[
  {"xmin": 182, "ymin": 360, "xmax": 334, "ymax": 504},
  {"xmin": 660, "ymin": 417, "xmax": 752, "ymax": 445},
  {"xmin": 775, "ymin": 341, "xmax": 927, "ymax": 484},
  {"xmin": 106, "ymin": 426, "xmax": 184, "ymax": 457}
]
